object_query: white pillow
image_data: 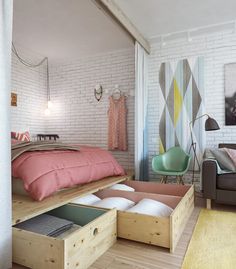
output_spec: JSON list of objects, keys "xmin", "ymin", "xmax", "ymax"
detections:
[
  {"xmin": 109, "ymin": 184, "xmax": 135, "ymax": 192},
  {"xmin": 93, "ymin": 197, "xmax": 135, "ymax": 210},
  {"xmin": 72, "ymin": 194, "xmax": 101, "ymax": 205},
  {"xmin": 126, "ymin": 198, "xmax": 173, "ymax": 217}
]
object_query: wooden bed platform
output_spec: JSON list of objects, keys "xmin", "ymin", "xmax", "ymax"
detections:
[
  {"xmin": 12, "ymin": 173, "xmax": 194, "ymax": 269},
  {"xmin": 12, "ymin": 172, "xmax": 133, "ymax": 225}
]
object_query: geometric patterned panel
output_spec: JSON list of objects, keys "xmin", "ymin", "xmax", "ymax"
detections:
[{"xmin": 159, "ymin": 57, "xmax": 205, "ymax": 169}]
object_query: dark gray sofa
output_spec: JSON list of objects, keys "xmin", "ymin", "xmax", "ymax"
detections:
[{"xmin": 202, "ymin": 143, "xmax": 236, "ymax": 208}]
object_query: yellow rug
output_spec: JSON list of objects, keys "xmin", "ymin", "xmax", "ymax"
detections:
[{"xmin": 182, "ymin": 209, "xmax": 236, "ymax": 269}]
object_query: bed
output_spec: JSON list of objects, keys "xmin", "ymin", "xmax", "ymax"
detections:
[
  {"xmin": 11, "ymin": 141, "xmax": 125, "ymax": 201},
  {"xmin": 11, "ymin": 142, "xmax": 132, "ymax": 268}
]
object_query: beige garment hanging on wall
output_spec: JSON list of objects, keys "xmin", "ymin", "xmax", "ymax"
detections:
[{"xmin": 108, "ymin": 95, "xmax": 127, "ymax": 151}]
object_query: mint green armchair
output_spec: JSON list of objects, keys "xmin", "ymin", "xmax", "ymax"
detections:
[{"xmin": 152, "ymin": 147, "xmax": 191, "ymax": 184}]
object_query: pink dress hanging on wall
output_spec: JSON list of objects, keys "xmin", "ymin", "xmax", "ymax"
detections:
[{"xmin": 108, "ymin": 95, "xmax": 127, "ymax": 151}]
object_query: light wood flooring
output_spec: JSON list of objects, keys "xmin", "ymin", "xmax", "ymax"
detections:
[{"xmin": 12, "ymin": 194, "xmax": 236, "ymax": 269}]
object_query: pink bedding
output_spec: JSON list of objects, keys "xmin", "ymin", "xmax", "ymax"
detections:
[{"xmin": 12, "ymin": 145, "xmax": 125, "ymax": 201}]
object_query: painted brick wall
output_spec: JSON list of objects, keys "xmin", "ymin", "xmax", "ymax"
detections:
[
  {"xmin": 12, "ymin": 29, "xmax": 235, "ymax": 178},
  {"xmin": 11, "ymin": 46, "xmax": 47, "ymax": 137},
  {"xmin": 148, "ymin": 29, "xmax": 236, "ymax": 179},
  {"xmin": 46, "ymin": 48, "xmax": 135, "ymax": 170}
]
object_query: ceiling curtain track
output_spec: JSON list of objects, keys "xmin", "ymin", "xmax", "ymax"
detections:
[{"xmin": 11, "ymin": 43, "xmax": 51, "ymax": 104}]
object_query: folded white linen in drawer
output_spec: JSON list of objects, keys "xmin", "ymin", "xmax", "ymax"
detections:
[
  {"xmin": 72, "ymin": 194, "xmax": 101, "ymax": 205},
  {"xmin": 93, "ymin": 197, "xmax": 135, "ymax": 210},
  {"xmin": 109, "ymin": 183, "xmax": 135, "ymax": 192},
  {"xmin": 126, "ymin": 198, "xmax": 173, "ymax": 217}
]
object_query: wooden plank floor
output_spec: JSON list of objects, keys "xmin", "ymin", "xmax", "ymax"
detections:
[{"xmin": 12, "ymin": 194, "xmax": 236, "ymax": 269}]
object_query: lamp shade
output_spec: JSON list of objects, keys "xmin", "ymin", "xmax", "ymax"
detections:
[{"xmin": 205, "ymin": 117, "xmax": 220, "ymax": 131}]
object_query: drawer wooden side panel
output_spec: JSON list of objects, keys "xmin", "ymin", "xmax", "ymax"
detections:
[
  {"xmin": 13, "ymin": 228, "xmax": 65, "ymax": 269},
  {"xmin": 170, "ymin": 185, "xmax": 194, "ymax": 253},
  {"xmin": 117, "ymin": 211, "xmax": 170, "ymax": 248},
  {"xmin": 64, "ymin": 209, "xmax": 117, "ymax": 269}
]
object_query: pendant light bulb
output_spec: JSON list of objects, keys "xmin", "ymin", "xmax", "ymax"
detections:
[
  {"xmin": 187, "ymin": 31, "xmax": 193, "ymax": 42},
  {"xmin": 44, "ymin": 107, "xmax": 51, "ymax": 116},
  {"xmin": 161, "ymin": 36, "xmax": 166, "ymax": 47},
  {"xmin": 48, "ymin": 100, "xmax": 53, "ymax": 109}
]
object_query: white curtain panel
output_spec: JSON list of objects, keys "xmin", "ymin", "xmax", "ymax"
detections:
[
  {"xmin": 135, "ymin": 42, "xmax": 148, "ymax": 180},
  {"xmin": 0, "ymin": 0, "xmax": 13, "ymax": 268}
]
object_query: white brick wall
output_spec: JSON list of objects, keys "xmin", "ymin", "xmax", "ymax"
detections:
[
  {"xmin": 12, "ymin": 30, "xmax": 235, "ymax": 178},
  {"xmin": 148, "ymin": 30, "xmax": 236, "ymax": 178},
  {"xmin": 11, "ymin": 46, "xmax": 134, "ymax": 170},
  {"xmin": 11, "ymin": 46, "xmax": 47, "ymax": 136},
  {"xmin": 46, "ymin": 48, "xmax": 135, "ymax": 170}
]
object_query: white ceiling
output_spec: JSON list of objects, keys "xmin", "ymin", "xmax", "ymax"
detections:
[
  {"xmin": 13, "ymin": 0, "xmax": 133, "ymax": 61},
  {"xmin": 115, "ymin": 0, "xmax": 236, "ymax": 39},
  {"xmin": 13, "ymin": 0, "xmax": 236, "ymax": 60}
]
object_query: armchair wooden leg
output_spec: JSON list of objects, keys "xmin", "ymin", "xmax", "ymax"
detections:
[
  {"xmin": 160, "ymin": 176, "xmax": 169, "ymax": 184},
  {"xmin": 164, "ymin": 176, "xmax": 168, "ymax": 184},
  {"xmin": 206, "ymin": 199, "xmax": 211, "ymax": 210},
  {"xmin": 176, "ymin": 176, "xmax": 184, "ymax": 184},
  {"xmin": 161, "ymin": 176, "xmax": 168, "ymax": 183},
  {"xmin": 176, "ymin": 176, "xmax": 180, "ymax": 184},
  {"xmin": 160, "ymin": 176, "xmax": 164, "ymax": 183}
]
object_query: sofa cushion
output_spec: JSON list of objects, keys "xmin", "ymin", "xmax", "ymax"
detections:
[
  {"xmin": 210, "ymin": 148, "xmax": 236, "ymax": 171},
  {"xmin": 217, "ymin": 174, "xmax": 236, "ymax": 191},
  {"xmin": 224, "ymin": 148, "xmax": 236, "ymax": 167}
]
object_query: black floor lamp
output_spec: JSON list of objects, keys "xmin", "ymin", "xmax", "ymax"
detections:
[{"xmin": 189, "ymin": 114, "xmax": 220, "ymax": 183}]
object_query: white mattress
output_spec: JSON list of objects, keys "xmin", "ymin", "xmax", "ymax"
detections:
[
  {"xmin": 12, "ymin": 178, "xmax": 72, "ymax": 197},
  {"xmin": 12, "ymin": 178, "xmax": 28, "ymax": 196}
]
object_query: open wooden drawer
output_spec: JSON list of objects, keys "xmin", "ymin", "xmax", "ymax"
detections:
[
  {"xmin": 93, "ymin": 182, "xmax": 194, "ymax": 253},
  {"xmin": 13, "ymin": 204, "xmax": 117, "ymax": 269}
]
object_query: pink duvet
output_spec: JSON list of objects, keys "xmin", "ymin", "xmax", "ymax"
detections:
[{"xmin": 12, "ymin": 145, "xmax": 125, "ymax": 201}]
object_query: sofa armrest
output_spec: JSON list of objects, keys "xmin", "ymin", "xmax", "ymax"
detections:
[{"xmin": 202, "ymin": 159, "xmax": 217, "ymax": 199}]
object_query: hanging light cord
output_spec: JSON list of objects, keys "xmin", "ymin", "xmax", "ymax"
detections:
[
  {"xmin": 46, "ymin": 58, "xmax": 50, "ymax": 101},
  {"xmin": 12, "ymin": 42, "xmax": 50, "ymax": 101},
  {"xmin": 12, "ymin": 42, "xmax": 47, "ymax": 67}
]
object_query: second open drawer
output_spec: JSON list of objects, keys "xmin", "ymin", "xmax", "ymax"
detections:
[{"xmin": 91, "ymin": 182, "xmax": 194, "ymax": 253}]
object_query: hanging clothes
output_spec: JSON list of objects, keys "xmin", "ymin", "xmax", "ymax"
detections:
[{"xmin": 108, "ymin": 95, "xmax": 127, "ymax": 151}]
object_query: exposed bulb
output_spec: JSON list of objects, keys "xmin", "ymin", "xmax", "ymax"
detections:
[
  {"xmin": 44, "ymin": 107, "xmax": 51, "ymax": 116},
  {"xmin": 48, "ymin": 100, "xmax": 53, "ymax": 108},
  {"xmin": 187, "ymin": 32, "xmax": 193, "ymax": 42}
]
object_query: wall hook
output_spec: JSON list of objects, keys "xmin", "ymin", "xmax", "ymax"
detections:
[{"xmin": 94, "ymin": 84, "xmax": 103, "ymax": 101}]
